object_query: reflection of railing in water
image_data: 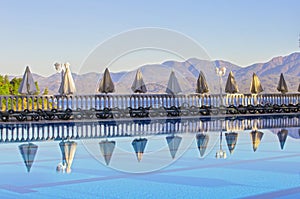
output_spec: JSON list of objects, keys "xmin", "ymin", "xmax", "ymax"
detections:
[
  {"xmin": 0, "ymin": 115, "xmax": 300, "ymax": 143},
  {"xmin": 1, "ymin": 93, "xmax": 300, "ymax": 111},
  {"xmin": 7, "ymin": 115, "xmax": 300, "ymax": 173}
]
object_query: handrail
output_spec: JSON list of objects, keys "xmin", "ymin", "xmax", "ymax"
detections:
[{"xmin": 0, "ymin": 93, "xmax": 299, "ymax": 112}]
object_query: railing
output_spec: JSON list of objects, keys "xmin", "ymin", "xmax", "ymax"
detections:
[{"xmin": 1, "ymin": 93, "xmax": 300, "ymax": 111}]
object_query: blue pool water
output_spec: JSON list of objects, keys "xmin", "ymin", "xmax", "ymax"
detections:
[{"xmin": 1, "ymin": 116, "xmax": 300, "ymax": 198}]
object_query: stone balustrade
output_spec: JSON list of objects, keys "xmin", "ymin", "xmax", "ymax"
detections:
[{"xmin": 0, "ymin": 93, "xmax": 299, "ymax": 111}]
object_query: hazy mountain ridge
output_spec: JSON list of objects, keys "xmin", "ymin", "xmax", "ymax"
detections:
[
  {"xmin": 236, "ymin": 53, "xmax": 300, "ymax": 77},
  {"xmin": 235, "ymin": 52, "xmax": 300, "ymax": 93},
  {"xmin": 14, "ymin": 52, "xmax": 300, "ymax": 94}
]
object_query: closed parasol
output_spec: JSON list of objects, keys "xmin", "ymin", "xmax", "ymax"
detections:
[
  {"xmin": 166, "ymin": 71, "xmax": 182, "ymax": 95},
  {"xmin": 277, "ymin": 73, "xmax": 288, "ymax": 94},
  {"xmin": 98, "ymin": 68, "xmax": 115, "ymax": 93},
  {"xmin": 58, "ymin": 64, "xmax": 76, "ymax": 95},
  {"xmin": 225, "ymin": 71, "xmax": 239, "ymax": 94},
  {"xmin": 131, "ymin": 69, "xmax": 147, "ymax": 93},
  {"xmin": 18, "ymin": 66, "xmax": 37, "ymax": 95},
  {"xmin": 250, "ymin": 73, "xmax": 263, "ymax": 94},
  {"xmin": 196, "ymin": 71, "xmax": 209, "ymax": 94}
]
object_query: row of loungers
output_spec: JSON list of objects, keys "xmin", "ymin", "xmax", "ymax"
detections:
[{"xmin": 0, "ymin": 103, "xmax": 300, "ymax": 122}]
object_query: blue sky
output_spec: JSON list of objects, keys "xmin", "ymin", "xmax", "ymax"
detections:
[{"xmin": 1, "ymin": 0, "xmax": 300, "ymax": 76}]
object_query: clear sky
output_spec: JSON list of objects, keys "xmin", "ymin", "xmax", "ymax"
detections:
[{"xmin": 1, "ymin": 0, "xmax": 300, "ymax": 76}]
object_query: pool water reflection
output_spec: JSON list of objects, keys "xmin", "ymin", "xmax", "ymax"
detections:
[{"xmin": 1, "ymin": 115, "xmax": 300, "ymax": 198}]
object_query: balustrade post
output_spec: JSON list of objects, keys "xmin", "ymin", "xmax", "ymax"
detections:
[
  {"xmin": 94, "ymin": 95, "xmax": 98, "ymax": 110},
  {"xmin": 52, "ymin": 96, "xmax": 56, "ymax": 109},
  {"xmin": 103, "ymin": 95, "xmax": 107, "ymax": 108},
  {"xmin": 54, "ymin": 96, "xmax": 59, "ymax": 110},
  {"xmin": 198, "ymin": 94, "xmax": 202, "ymax": 107},
  {"xmin": 31, "ymin": 96, "xmax": 34, "ymax": 110},
  {"xmin": 79, "ymin": 96, "xmax": 82, "ymax": 109},
  {"xmin": 74, "ymin": 95, "xmax": 80, "ymax": 110},
  {"xmin": 159, "ymin": 95, "xmax": 163, "ymax": 108},
  {"xmin": 92, "ymin": 95, "xmax": 95, "ymax": 110},
  {"xmin": 67, "ymin": 96, "xmax": 70, "ymax": 109},
  {"xmin": 45, "ymin": 96, "xmax": 49, "ymax": 110},
  {"xmin": 5, "ymin": 97, "xmax": 9, "ymax": 111},
  {"xmin": 40, "ymin": 96, "xmax": 43, "ymax": 110},
  {"xmin": 15, "ymin": 96, "xmax": 18, "ymax": 111},
  {"xmin": 83, "ymin": 96, "xmax": 86, "ymax": 110},
  {"xmin": 120, "ymin": 95, "xmax": 124, "ymax": 109}
]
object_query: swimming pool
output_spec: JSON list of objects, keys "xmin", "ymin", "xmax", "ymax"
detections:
[{"xmin": 0, "ymin": 115, "xmax": 300, "ymax": 198}]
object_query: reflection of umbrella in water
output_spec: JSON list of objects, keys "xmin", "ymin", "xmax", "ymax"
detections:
[
  {"xmin": 166, "ymin": 71, "xmax": 182, "ymax": 95},
  {"xmin": 250, "ymin": 130, "xmax": 264, "ymax": 152},
  {"xmin": 277, "ymin": 73, "xmax": 288, "ymax": 94},
  {"xmin": 225, "ymin": 71, "xmax": 239, "ymax": 94},
  {"xmin": 196, "ymin": 71, "xmax": 209, "ymax": 94},
  {"xmin": 99, "ymin": 140, "xmax": 116, "ymax": 165},
  {"xmin": 59, "ymin": 140, "xmax": 77, "ymax": 173},
  {"xmin": 18, "ymin": 66, "xmax": 37, "ymax": 95},
  {"xmin": 196, "ymin": 133, "xmax": 209, "ymax": 157},
  {"xmin": 225, "ymin": 132, "xmax": 238, "ymax": 154},
  {"xmin": 277, "ymin": 129, "xmax": 288, "ymax": 150},
  {"xmin": 58, "ymin": 64, "xmax": 76, "ymax": 95},
  {"xmin": 131, "ymin": 69, "xmax": 147, "ymax": 93},
  {"xmin": 166, "ymin": 135, "xmax": 182, "ymax": 159},
  {"xmin": 216, "ymin": 131, "xmax": 227, "ymax": 159},
  {"xmin": 98, "ymin": 68, "xmax": 115, "ymax": 93},
  {"xmin": 250, "ymin": 73, "xmax": 263, "ymax": 94},
  {"xmin": 19, "ymin": 143, "xmax": 38, "ymax": 172},
  {"xmin": 132, "ymin": 138, "xmax": 148, "ymax": 162}
]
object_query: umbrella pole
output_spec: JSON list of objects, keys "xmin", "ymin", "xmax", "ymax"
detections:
[{"xmin": 220, "ymin": 130, "xmax": 223, "ymax": 150}]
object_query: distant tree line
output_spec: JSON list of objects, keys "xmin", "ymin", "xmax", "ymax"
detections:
[
  {"xmin": 0, "ymin": 74, "xmax": 49, "ymax": 110},
  {"xmin": 0, "ymin": 75, "xmax": 48, "ymax": 95}
]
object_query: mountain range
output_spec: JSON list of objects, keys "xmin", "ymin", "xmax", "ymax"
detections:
[{"xmin": 22, "ymin": 52, "xmax": 300, "ymax": 95}]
